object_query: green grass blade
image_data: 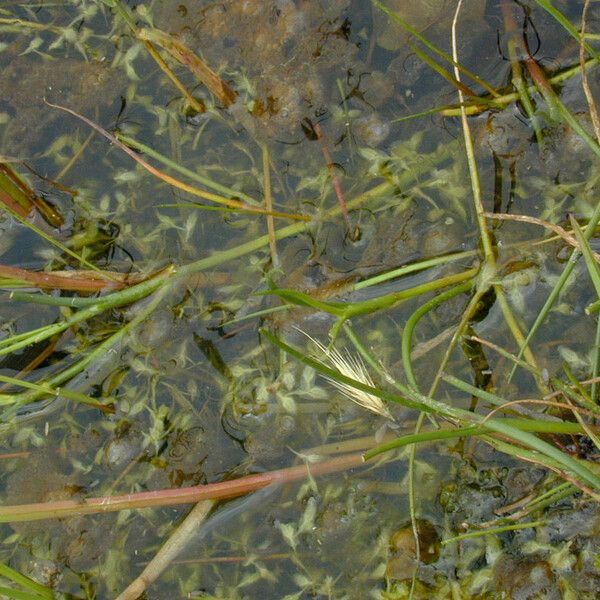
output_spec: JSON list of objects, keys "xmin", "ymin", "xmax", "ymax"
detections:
[
  {"xmin": 0, "ymin": 374, "xmax": 113, "ymax": 408},
  {"xmin": 116, "ymin": 133, "xmax": 260, "ymax": 206},
  {"xmin": 353, "ymin": 251, "xmax": 476, "ymax": 291},
  {"xmin": 534, "ymin": 0, "xmax": 599, "ymax": 60},
  {"xmin": 442, "ymin": 521, "xmax": 544, "ymax": 545},
  {"xmin": 266, "ymin": 268, "xmax": 478, "ymax": 319},
  {"xmin": 364, "ymin": 425, "xmax": 483, "ymax": 460},
  {"xmin": 1, "ymin": 203, "xmax": 112, "ymax": 278},
  {"xmin": 5, "ymin": 291, "xmax": 104, "ymax": 308},
  {"xmin": 0, "ymin": 562, "xmax": 53, "ymax": 599},
  {"xmin": 0, "ymin": 269, "xmax": 171, "ymax": 358},
  {"xmin": 401, "ymin": 281, "xmax": 474, "ymax": 390}
]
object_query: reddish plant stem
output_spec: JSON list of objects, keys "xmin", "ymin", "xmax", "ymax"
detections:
[
  {"xmin": 499, "ymin": 1, "xmax": 555, "ymax": 100},
  {"xmin": 1, "ymin": 266, "xmax": 230, "ymax": 293},
  {"xmin": 0, "ymin": 451, "xmax": 31, "ymax": 460},
  {"xmin": 314, "ymin": 123, "xmax": 354, "ymax": 237},
  {"xmin": 0, "ymin": 452, "xmax": 365, "ymax": 522},
  {"xmin": 1, "ymin": 264, "xmax": 126, "ymax": 292}
]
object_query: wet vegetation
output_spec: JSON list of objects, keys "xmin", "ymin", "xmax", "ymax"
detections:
[{"xmin": 0, "ymin": 0, "xmax": 599, "ymax": 598}]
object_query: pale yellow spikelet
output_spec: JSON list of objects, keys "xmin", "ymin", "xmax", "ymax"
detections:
[{"xmin": 298, "ymin": 329, "xmax": 393, "ymax": 420}]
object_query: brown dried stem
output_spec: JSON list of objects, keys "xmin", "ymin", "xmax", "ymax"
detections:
[
  {"xmin": 0, "ymin": 264, "xmax": 127, "ymax": 292},
  {"xmin": 261, "ymin": 143, "xmax": 279, "ymax": 267},
  {"xmin": 137, "ymin": 28, "xmax": 237, "ymax": 108},
  {"xmin": 483, "ymin": 211, "xmax": 600, "ymax": 262}
]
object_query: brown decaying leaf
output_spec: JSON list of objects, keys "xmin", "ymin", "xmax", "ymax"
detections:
[{"xmin": 137, "ymin": 28, "xmax": 237, "ymax": 108}]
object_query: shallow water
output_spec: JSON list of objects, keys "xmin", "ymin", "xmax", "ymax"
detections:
[{"xmin": 0, "ymin": 1, "xmax": 599, "ymax": 598}]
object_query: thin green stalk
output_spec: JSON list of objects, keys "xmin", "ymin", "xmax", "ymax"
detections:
[
  {"xmin": 502, "ymin": 11, "xmax": 544, "ymax": 146},
  {"xmin": 450, "ymin": 9, "xmax": 494, "ymax": 265},
  {"xmin": 177, "ymin": 179, "xmax": 395, "ymax": 277},
  {"xmin": 495, "ymin": 289, "xmax": 541, "ymax": 386},
  {"xmin": 441, "ymin": 374, "xmax": 527, "ymax": 408},
  {"xmin": 407, "ymin": 41, "xmax": 474, "ymax": 95},
  {"xmin": 442, "ymin": 521, "xmax": 544, "ymax": 545},
  {"xmin": 0, "ymin": 322, "xmax": 59, "ymax": 349},
  {"xmin": 342, "ymin": 322, "xmax": 391, "ymax": 381},
  {"xmin": 511, "ymin": 481, "xmax": 574, "ymax": 519},
  {"xmin": 5, "ymin": 281, "xmax": 174, "ymax": 416},
  {"xmin": 551, "ymin": 93, "xmax": 600, "ymax": 159},
  {"xmin": 427, "ymin": 283, "xmax": 487, "ymax": 396},
  {"xmin": 401, "ymin": 281, "xmax": 474, "ymax": 390},
  {"xmin": 562, "ymin": 368, "xmax": 600, "ymax": 451},
  {"xmin": 364, "ymin": 426, "xmax": 482, "ymax": 460},
  {"xmin": 570, "ymin": 214, "xmax": 600, "ymax": 297},
  {"xmin": 550, "ymin": 376, "xmax": 600, "ymax": 416},
  {"xmin": 466, "ymin": 335, "xmax": 538, "ymax": 375},
  {"xmin": 267, "ymin": 267, "xmax": 479, "ymax": 320},
  {"xmin": 586, "ymin": 299, "xmax": 600, "ymax": 314},
  {"xmin": 353, "ymin": 250, "xmax": 477, "ymax": 291},
  {"xmin": 221, "ymin": 304, "xmax": 291, "ymax": 328},
  {"xmin": 487, "ymin": 435, "xmax": 600, "ymax": 500},
  {"xmin": 593, "ymin": 317, "xmax": 600, "ymax": 402},
  {"xmin": 440, "ymin": 59, "xmax": 599, "ymax": 117},
  {"xmin": 0, "ymin": 375, "xmax": 111, "ymax": 408},
  {"xmin": 156, "ymin": 202, "xmax": 255, "ymax": 213},
  {"xmin": 116, "ymin": 133, "xmax": 259, "ymax": 206},
  {"xmin": 0, "ymin": 587, "xmax": 48, "ymax": 600},
  {"xmin": 1, "ymin": 202, "xmax": 111, "ymax": 278},
  {"xmin": 261, "ymin": 142, "xmax": 279, "ymax": 267},
  {"xmin": 562, "ymin": 363, "xmax": 594, "ymax": 405},
  {"xmin": 6, "ymin": 291, "xmax": 109, "ymax": 308},
  {"xmin": 452, "ymin": 0, "xmax": 542, "ymax": 387}
]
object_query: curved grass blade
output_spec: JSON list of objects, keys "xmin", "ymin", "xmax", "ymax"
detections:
[
  {"xmin": 0, "ymin": 374, "xmax": 114, "ymax": 411},
  {"xmin": 266, "ymin": 267, "xmax": 478, "ymax": 319},
  {"xmin": 370, "ymin": 0, "xmax": 499, "ymax": 97},
  {"xmin": 45, "ymin": 101, "xmax": 308, "ymax": 221},
  {"xmin": 401, "ymin": 281, "xmax": 474, "ymax": 390},
  {"xmin": 442, "ymin": 521, "xmax": 545, "ymax": 545},
  {"xmin": 0, "ymin": 267, "xmax": 172, "ymax": 359}
]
